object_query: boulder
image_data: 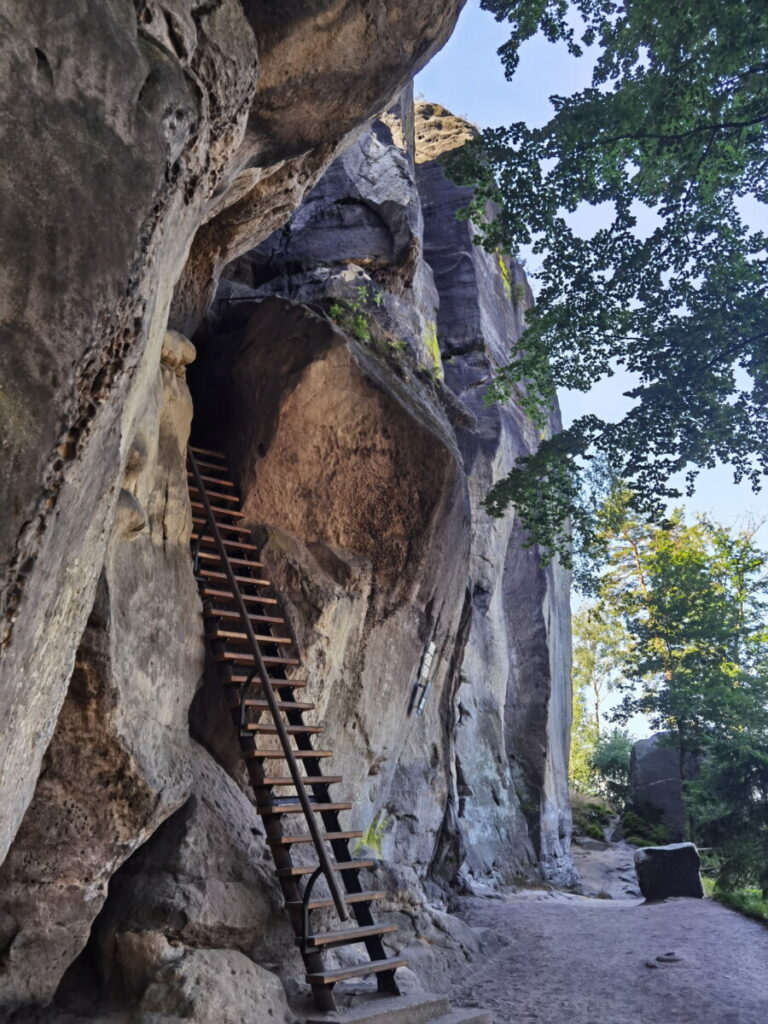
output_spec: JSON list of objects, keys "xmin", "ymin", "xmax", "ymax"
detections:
[
  {"xmin": 634, "ymin": 843, "xmax": 705, "ymax": 901},
  {"xmin": 136, "ymin": 948, "xmax": 296, "ymax": 1024}
]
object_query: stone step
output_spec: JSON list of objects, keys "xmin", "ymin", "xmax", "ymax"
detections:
[
  {"xmin": 433, "ymin": 1011, "xmax": 493, "ymax": 1024},
  {"xmin": 304, "ymin": 992, "xmax": 450, "ymax": 1024},
  {"xmin": 304, "ymin": 994, "xmax": 493, "ymax": 1024}
]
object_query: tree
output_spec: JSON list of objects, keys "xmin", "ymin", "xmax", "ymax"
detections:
[
  {"xmin": 569, "ymin": 681, "xmax": 598, "ymax": 793},
  {"xmin": 572, "ymin": 603, "xmax": 630, "ymax": 735},
  {"xmin": 446, "ymin": 0, "xmax": 768, "ymax": 561},
  {"xmin": 593, "ymin": 497, "xmax": 768, "ymax": 891},
  {"xmin": 588, "ymin": 728, "xmax": 633, "ymax": 807}
]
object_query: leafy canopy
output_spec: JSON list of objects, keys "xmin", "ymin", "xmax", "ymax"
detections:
[
  {"xmin": 592, "ymin": 491, "xmax": 768, "ymax": 892},
  {"xmin": 446, "ymin": 0, "xmax": 768, "ymax": 562}
]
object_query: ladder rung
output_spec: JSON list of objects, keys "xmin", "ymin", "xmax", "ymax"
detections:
[
  {"xmin": 304, "ymin": 923, "xmax": 397, "ymax": 950},
  {"xmin": 236, "ymin": 700, "xmax": 316, "ymax": 713},
  {"xmin": 189, "ymin": 445, "xmax": 226, "ymax": 460},
  {"xmin": 208, "ymin": 627, "xmax": 292, "ymax": 645},
  {"xmin": 208, "ymin": 607, "xmax": 285, "ymax": 625},
  {"xmin": 305, "ymin": 956, "xmax": 407, "ymax": 986},
  {"xmin": 259, "ymin": 775, "xmax": 340, "ymax": 786},
  {"xmin": 189, "ymin": 485, "xmax": 239, "ymax": 504},
  {"xmin": 286, "ymin": 888, "xmax": 384, "ymax": 909},
  {"xmin": 209, "ymin": 628, "xmax": 293, "ymax": 645},
  {"xmin": 190, "ymin": 501, "xmax": 244, "ymax": 519},
  {"xmin": 191, "ymin": 458, "xmax": 230, "ymax": 474},
  {"xmin": 201, "ymin": 588, "xmax": 278, "ymax": 606},
  {"xmin": 188, "ymin": 471, "xmax": 235, "ymax": 488},
  {"xmin": 193, "ymin": 535, "xmax": 259, "ymax": 553},
  {"xmin": 229, "ymin": 674, "xmax": 307, "ymax": 688},
  {"xmin": 193, "ymin": 517, "xmax": 250, "ymax": 536},
  {"xmin": 258, "ymin": 802, "xmax": 351, "ymax": 816},
  {"xmin": 245, "ymin": 749, "xmax": 332, "ymax": 760},
  {"xmin": 197, "ymin": 552, "xmax": 264, "ymax": 570},
  {"xmin": 245, "ymin": 723, "xmax": 323, "ymax": 735},
  {"xmin": 217, "ymin": 652, "xmax": 301, "ymax": 667},
  {"xmin": 200, "ymin": 570, "xmax": 271, "ymax": 586},
  {"xmin": 270, "ymin": 830, "xmax": 362, "ymax": 847},
  {"xmin": 278, "ymin": 859, "xmax": 374, "ymax": 877}
]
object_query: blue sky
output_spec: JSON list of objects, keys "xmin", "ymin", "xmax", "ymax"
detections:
[{"xmin": 417, "ymin": 1, "xmax": 766, "ymax": 532}]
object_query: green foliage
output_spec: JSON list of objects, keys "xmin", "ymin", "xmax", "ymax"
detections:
[
  {"xmin": 588, "ymin": 728, "xmax": 633, "ymax": 806},
  {"xmin": 328, "ymin": 285, "xmax": 383, "ymax": 343},
  {"xmin": 571, "ymin": 793, "xmax": 613, "ymax": 840},
  {"xmin": 569, "ymin": 682, "xmax": 598, "ymax": 794},
  {"xmin": 569, "ymin": 600, "xmax": 630, "ymax": 794},
  {"xmin": 592, "ymin": 492, "xmax": 768, "ymax": 892},
  {"xmin": 707, "ymin": 883, "xmax": 768, "ymax": 926},
  {"xmin": 572, "ymin": 602, "xmax": 631, "ymax": 733},
  {"xmin": 621, "ymin": 810, "xmax": 670, "ymax": 848},
  {"xmin": 445, "ymin": 0, "xmax": 768, "ymax": 561},
  {"xmin": 353, "ymin": 811, "xmax": 390, "ymax": 859}
]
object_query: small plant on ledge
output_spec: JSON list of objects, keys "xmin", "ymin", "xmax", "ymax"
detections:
[{"xmin": 328, "ymin": 284, "xmax": 383, "ymax": 344}]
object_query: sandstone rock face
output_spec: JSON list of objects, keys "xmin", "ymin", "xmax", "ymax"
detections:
[
  {"xmin": 0, "ymin": 331, "xmax": 202, "ymax": 1010},
  {"xmin": 137, "ymin": 948, "xmax": 296, "ymax": 1024},
  {"xmin": 629, "ymin": 733, "xmax": 689, "ymax": 843},
  {"xmin": 414, "ymin": 101, "xmax": 573, "ymax": 886},
  {"xmin": 191, "ymin": 298, "xmax": 471, "ymax": 876},
  {"xmin": 92, "ymin": 743, "xmax": 294, "ymax": 1000},
  {"xmin": 634, "ymin": 843, "xmax": 704, "ymax": 902},
  {"xmin": 216, "ymin": 97, "xmax": 574, "ymax": 886},
  {"xmin": 0, "ymin": 0, "xmax": 465, "ymax": 871},
  {"xmin": 0, "ymin": 6, "xmax": 576, "ymax": 1016}
]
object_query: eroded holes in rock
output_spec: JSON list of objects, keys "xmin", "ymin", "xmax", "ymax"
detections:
[
  {"xmin": 51, "ymin": 798, "xmax": 196, "ymax": 1016},
  {"xmin": 34, "ymin": 47, "xmax": 53, "ymax": 86}
]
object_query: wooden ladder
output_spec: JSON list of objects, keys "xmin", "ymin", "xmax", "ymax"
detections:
[{"xmin": 187, "ymin": 444, "xmax": 406, "ymax": 1013}]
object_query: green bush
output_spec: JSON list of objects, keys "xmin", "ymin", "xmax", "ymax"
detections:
[
  {"xmin": 621, "ymin": 810, "xmax": 670, "ymax": 847},
  {"xmin": 589, "ymin": 729, "xmax": 633, "ymax": 806},
  {"xmin": 571, "ymin": 794, "xmax": 613, "ymax": 840},
  {"xmin": 703, "ymin": 880, "xmax": 768, "ymax": 926}
]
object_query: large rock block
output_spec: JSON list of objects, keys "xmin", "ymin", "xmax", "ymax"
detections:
[
  {"xmin": 629, "ymin": 733, "xmax": 688, "ymax": 842},
  {"xmin": 634, "ymin": 843, "xmax": 705, "ymax": 901},
  {"xmin": 414, "ymin": 103, "xmax": 574, "ymax": 886},
  {"xmin": 136, "ymin": 948, "xmax": 296, "ymax": 1024}
]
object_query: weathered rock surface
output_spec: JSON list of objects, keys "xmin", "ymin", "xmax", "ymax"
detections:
[
  {"xmin": 218, "ymin": 96, "xmax": 573, "ymax": 885},
  {"xmin": 75, "ymin": 741, "xmax": 300, "ymax": 1014},
  {"xmin": 634, "ymin": 843, "xmax": 705, "ymax": 902},
  {"xmin": 0, "ymin": 331, "xmax": 202, "ymax": 1010},
  {"xmin": 414, "ymin": 101, "xmax": 573, "ymax": 886},
  {"xmin": 191, "ymin": 297, "xmax": 471, "ymax": 878},
  {"xmin": 0, "ymin": 7, "xmax": 575, "ymax": 1017},
  {"xmin": 0, "ymin": 0, "xmax": 465, "ymax": 872},
  {"xmin": 136, "ymin": 947, "xmax": 296, "ymax": 1024},
  {"xmin": 628, "ymin": 733, "xmax": 689, "ymax": 842}
]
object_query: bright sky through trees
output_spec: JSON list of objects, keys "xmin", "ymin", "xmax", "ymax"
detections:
[{"xmin": 416, "ymin": 0, "xmax": 766, "ymax": 530}]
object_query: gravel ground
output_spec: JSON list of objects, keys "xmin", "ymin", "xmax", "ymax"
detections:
[{"xmin": 450, "ymin": 867, "xmax": 768, "ymax": 1023}]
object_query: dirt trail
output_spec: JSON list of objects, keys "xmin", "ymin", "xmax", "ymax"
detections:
[{"xmin": 450, "ymin": 837, "xmax": 768, "ymax": 1024}]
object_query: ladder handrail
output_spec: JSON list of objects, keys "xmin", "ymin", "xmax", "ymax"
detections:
[{"xmin": 188, "ymin": 447, "xmax": 349, "ymax": 923}]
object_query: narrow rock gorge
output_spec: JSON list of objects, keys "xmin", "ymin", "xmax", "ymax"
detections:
[{"xmin": 0, "ymin": 4, "xmax": 573, "ymax": 1019}]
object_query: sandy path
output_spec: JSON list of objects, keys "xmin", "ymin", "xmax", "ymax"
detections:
[{"xmin": 451, "ymin": 882, "xmax": 768, "ymax": 1024}]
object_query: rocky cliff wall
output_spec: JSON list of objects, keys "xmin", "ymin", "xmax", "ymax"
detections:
[
  {"xmin": 216, "ymin": 98, "xmax": 574, "ymax": 887},
  {"xmin": 0, "ymin": 7, "xmax": 576, "ymax": 1018}
]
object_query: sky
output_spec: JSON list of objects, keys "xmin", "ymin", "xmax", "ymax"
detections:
[{"xmin": 416, "ymin": 1, "xmax": 766, "ymax": 533}]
